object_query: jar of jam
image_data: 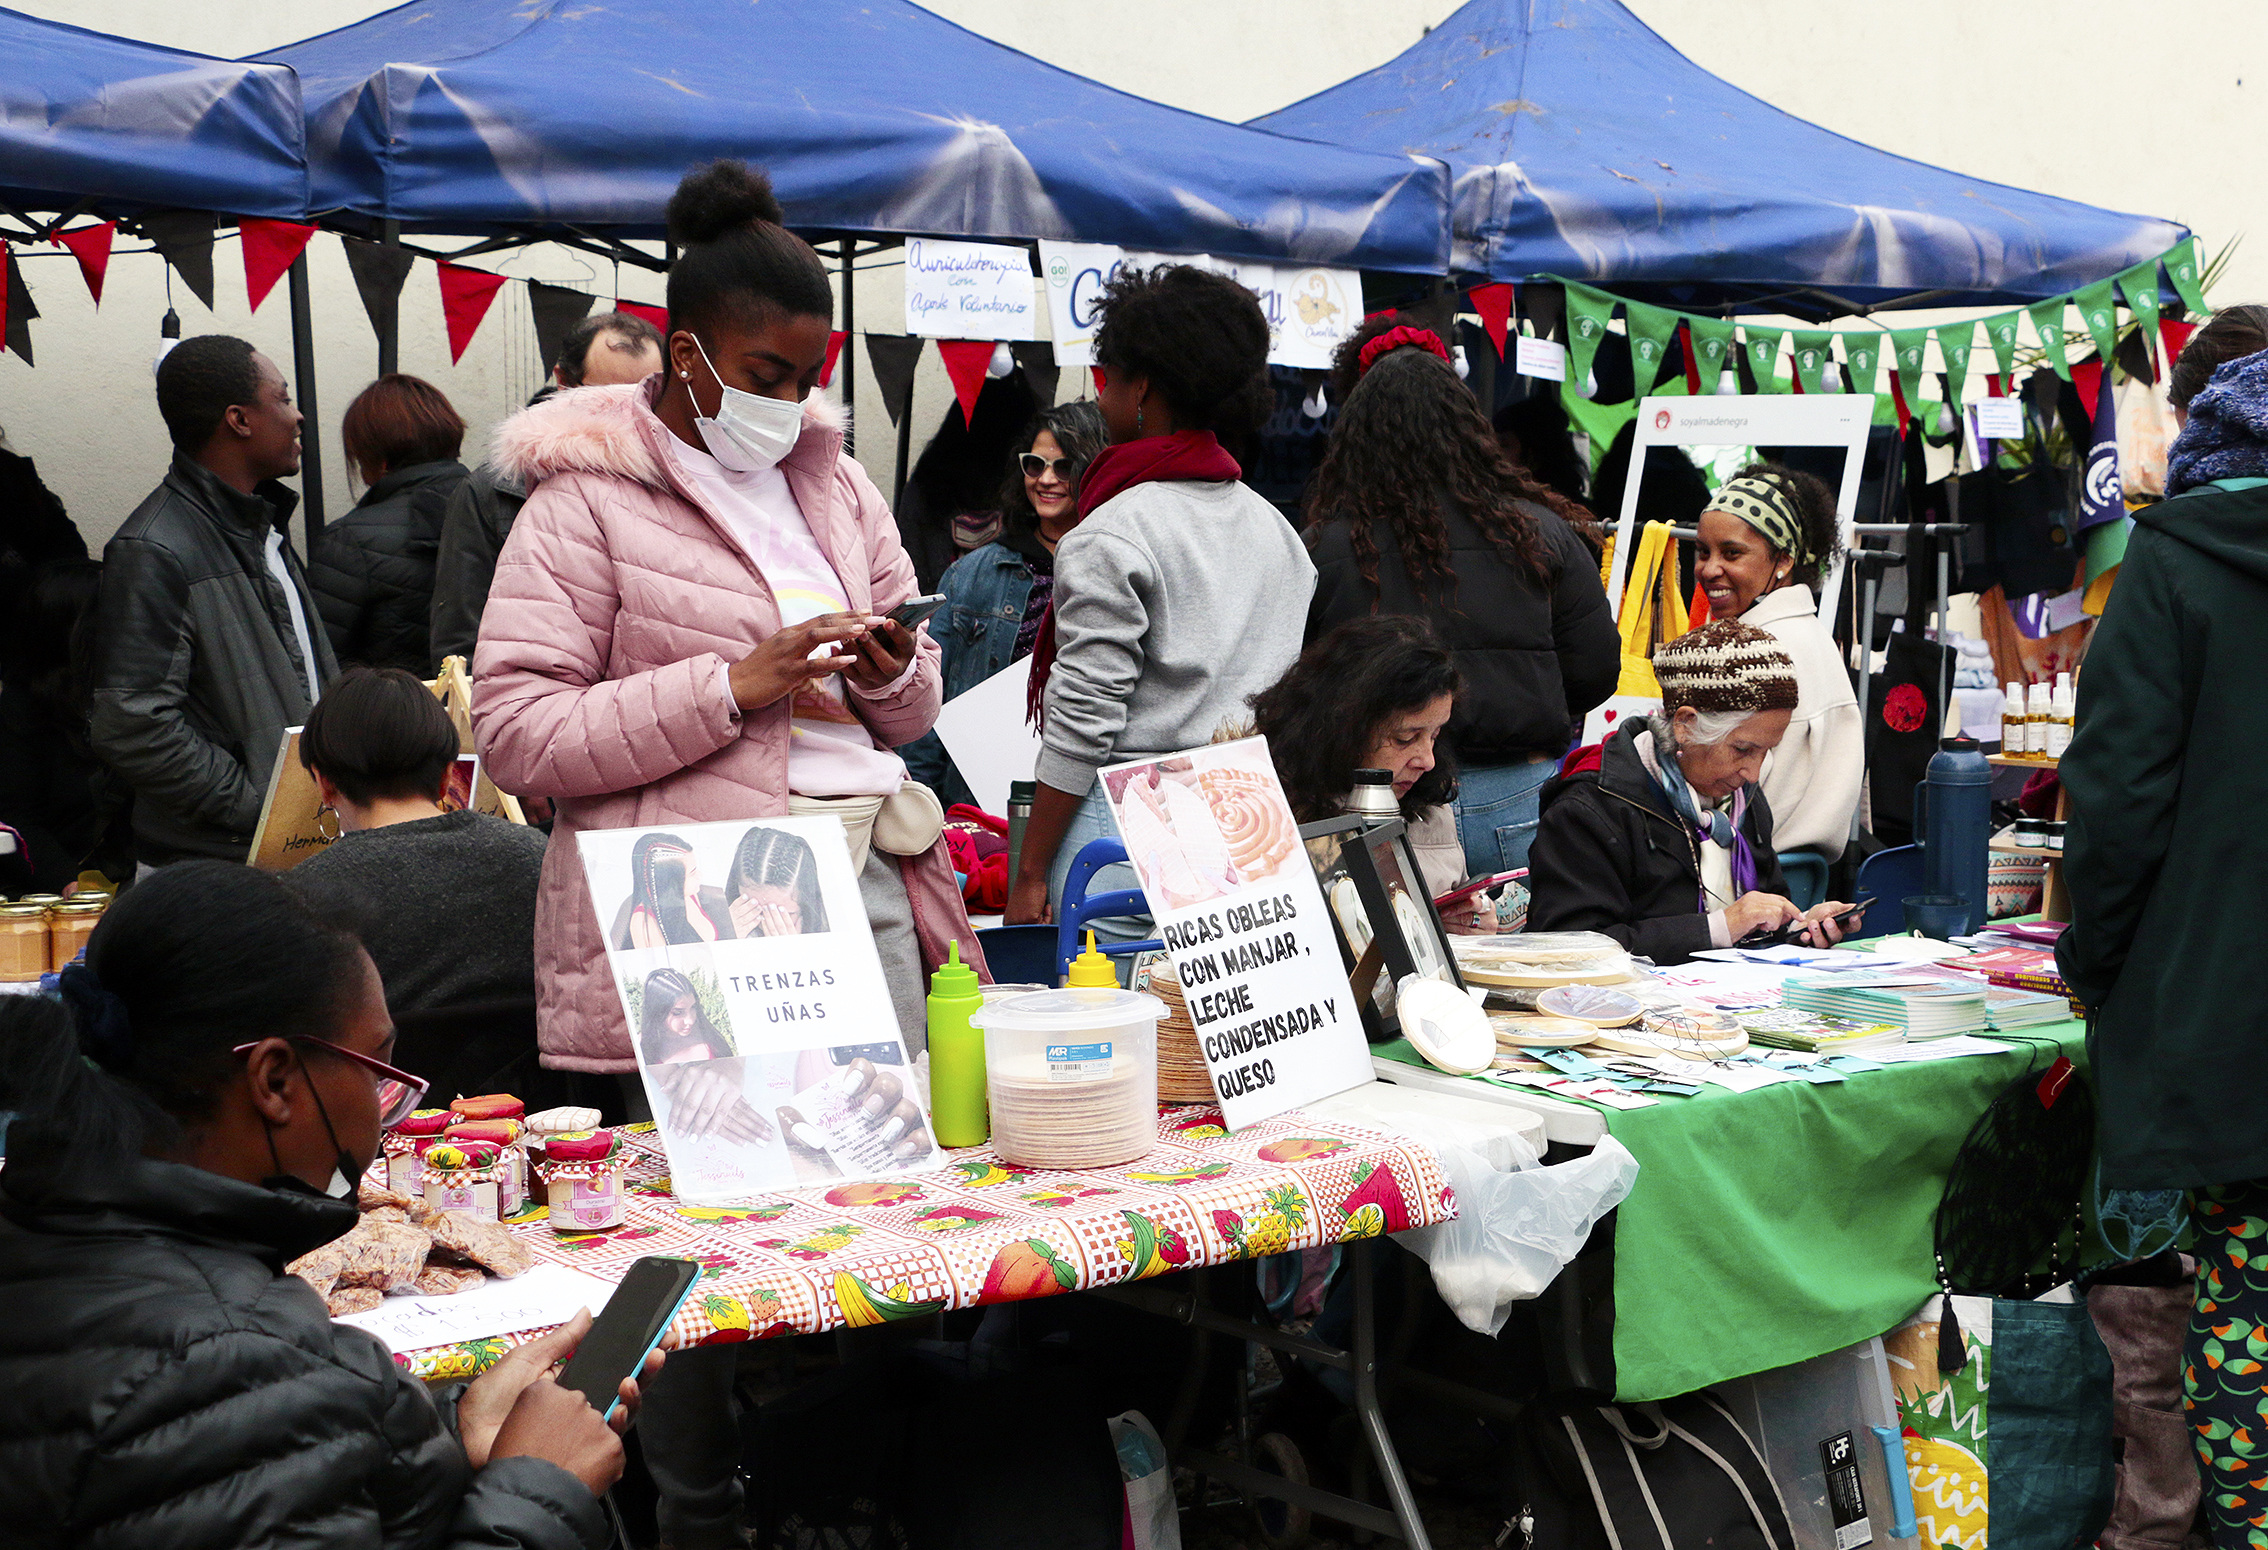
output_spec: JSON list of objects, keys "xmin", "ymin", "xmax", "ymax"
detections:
[
  {"xmin": 383, "ymin": 1109, "xmax": 454, "ymax": 1194},
  {"xmin": 421, "ymin": 1139, "xmax": 506, "ymax": 1220},
  {"xmin": 0, "ymin": 903, "xmax": 49, "ymax": 983},
  {"xmin": 444, "ymin": 1117, "xmax": 528, "ymax": 1215},
  {"xmin": 47, "ymin": 900, "xmax": 104, "ymax": 972},
  {"xmin": 533, "ymin": 1130, "xmax": 627, "ymax": 1232}
]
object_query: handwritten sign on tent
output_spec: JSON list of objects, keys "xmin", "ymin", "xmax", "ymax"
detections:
[{"xmin": 904, "ymin": 238, "xmax": 1040, "ymax": 341}]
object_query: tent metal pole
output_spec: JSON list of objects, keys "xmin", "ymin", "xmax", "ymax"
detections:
[
  {"xmin": 377, "ymin": 218, "xmax": 400, "ymax": 375},
  {"xmin": 839, "ymin": 239, "xmax": 857, "ymax": 457},
  {"xmin": 288, "ymin": 252, "xmax": 326, "ymax": 545},
  {"xmin": 894, "ymin": 377, "xmax": 914, "ymax": 510}
]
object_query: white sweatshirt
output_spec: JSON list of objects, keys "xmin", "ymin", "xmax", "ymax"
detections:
[{"xmin": 1745, "ymin": 584, "xmax": 1864, "ymax": 858}]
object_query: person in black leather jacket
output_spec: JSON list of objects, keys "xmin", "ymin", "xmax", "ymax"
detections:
[
  {"xmin": 428, "ymin": 312, "xmax": 662, "ymax": 670},
  {"xmin": 0, "ymin": 860, "xmax": 645, "ymax": 1548},
  {"xmin": 91, "ymin": 336, "xmax": 337, "ymax": 867},
  {"xmin": 310, "ymin": 374, "xmax": 470, "ymax": 671}
]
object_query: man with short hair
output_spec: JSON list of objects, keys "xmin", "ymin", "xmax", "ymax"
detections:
[
  {"xmin": 91, "ymin": 335, "xmax": 337, "ymax": 867},
  {"xmin": 428, "ymin": 311, "xmax": 664, "ymax": 669}
]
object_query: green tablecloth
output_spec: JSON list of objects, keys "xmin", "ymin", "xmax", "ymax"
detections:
[{"xmin": 1379, "ymin": 1021, "xmax": 2088, "ymax": 1400}]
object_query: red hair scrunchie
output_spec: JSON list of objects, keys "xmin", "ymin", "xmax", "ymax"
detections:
[{"xmin": 1356, "ymin": 323, "xmax": 1451, "ymax": 379}]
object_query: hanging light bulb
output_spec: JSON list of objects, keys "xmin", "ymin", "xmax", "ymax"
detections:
[
  {"xmin": 1301, "ymin": 381, "xmax": 1328, "ymax": 419},
  {"xmin": 1452, "ymin": 344, "xmax": 1470, "ymax": 380},
  {"xmin": 986, "ymin": 341, "xmax": 1015, "ymax": 379},
  {"xmin": 153, "ymin": 307, "xmax": 183, "ymax": 377},
  {"xmin": 1934, "ymin": 402, "xmax": 1955, "ymax": 436}
]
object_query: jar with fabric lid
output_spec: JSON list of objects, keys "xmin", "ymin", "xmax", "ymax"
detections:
[
  {"xmin": 421, "ymin": 1139, "xmax": 507, "ymax": 1220},
  {"xmin": 532, "ymin": 1129, "xmax": 628, "ymax": 1232},
  {"xmin": 445, "ymin": 1117, "xmax": 528, "ymax": 1215},
  {"xmin": 47, "ymin": 900, "xmax": 104, "ymax": 972},
  {"xmin": 384, "ymin": 1110, "xmax": 455, "ymax": 1194},
  {"xmin": 0, "ymin": 903, "xmax": 48, "ymax": 983}
]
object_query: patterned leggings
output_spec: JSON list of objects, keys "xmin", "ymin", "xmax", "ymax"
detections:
[{"xmin": 2189, "ymin": 1181, "xmax": 2268, "ymax": 1547}]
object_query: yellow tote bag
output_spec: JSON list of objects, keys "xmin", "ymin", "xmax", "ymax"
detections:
[{"xmin": 1584, "ymin": 522, "xmax": 1685, "ymax": 741}]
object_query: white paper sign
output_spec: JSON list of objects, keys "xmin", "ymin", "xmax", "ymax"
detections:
[
  {"xmin": 578, "ymin": 817, "xmax": 938, "ymax": 1202},
  {"xmin": 931, "ymin": 654, "xmax": 1041, "ymax": 820},
  {"xmin": 1973, "ymin": 397, "xmax": 2025, "ymax": 437},
  {"xmin": 1039, "ymin": 240, "xmax": 1200, "ymax": 366},
  {"xmin": 1516, "ymin": 334, "xmax": 1568, "ymax": 382},
  {"xmin": 1101, "ymin": 737, "xmax": 1371, "ymax": 1128},
  {"xmin": 335, "ymin": 1261, "xmax": 621, "ymax": 1351},
  {"xmin": 904, "ymin": 237, "xmax": 1040, "ymax": 341},
  {"xmin": 1038, "ymin": 240, "xmax": 1358, "ymax": 370},
  {"xmin": 1258, "ymin": 263, "xmax": 1360, "ymax": 370}
]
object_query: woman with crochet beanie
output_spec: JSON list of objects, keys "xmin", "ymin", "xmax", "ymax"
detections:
[{"xmin": 1526, "ymin": 620, "xmax": 1857, "ymax": 964}]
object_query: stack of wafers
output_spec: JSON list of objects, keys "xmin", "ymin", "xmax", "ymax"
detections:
[
  {"xmin": 987, "ymin": 1051, "xmax": 1155, "ymax": 1168},
  {"xmin": 1143, "ymin": 962, "xmax": 1224, "ymax": 1104}
]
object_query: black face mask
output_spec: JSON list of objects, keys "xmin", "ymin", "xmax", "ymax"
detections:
[{"xmin": 261, "ymin": 1051, "xmax": 369, "ymax": 1202}]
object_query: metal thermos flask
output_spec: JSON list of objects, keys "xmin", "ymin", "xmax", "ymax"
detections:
[
  {"xmin": 1347, "ymin": 768, "xmax": 1399, "ymax": 823},
  {"xmin": 1006, "ymin": 780, "xmax": 1036, "ymax": 896},
  {"xmin": 1914, "ymin": 736, "xmax": 1992, "ymax": 930}
]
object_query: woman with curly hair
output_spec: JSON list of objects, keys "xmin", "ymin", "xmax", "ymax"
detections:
[
  {"xmin": 1691, "ymin": 461, "xmax": 1859, "ymax": 857},
  {"xmin": 1305, "ymin": 321, "xmax": 1618, "ymax": 878},
  {"xmin": 1005, "ymin": 265, "xmax": 1314, "ymax": 934}
]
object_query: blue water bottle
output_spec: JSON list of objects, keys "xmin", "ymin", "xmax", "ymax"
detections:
[{"xmin": 1913, "ymin": 736, "xmax": 1992, "ymax": 936}]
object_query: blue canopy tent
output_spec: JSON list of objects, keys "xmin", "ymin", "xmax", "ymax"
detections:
[
  {"xmin": 1252, "ymin": 0, "xmax": 2187, "ymax": 316},
  {"xmin": 255, "ymin": 0, "xmax": 1447, "ymax": 274}
]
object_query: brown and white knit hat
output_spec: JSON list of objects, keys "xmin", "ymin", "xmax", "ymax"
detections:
[{"xmin": 1653, "ymin": 620, "xmax": 1799, "ymax": 715}]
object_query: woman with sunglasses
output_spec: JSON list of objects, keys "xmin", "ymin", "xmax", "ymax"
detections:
[
  {"xmin": 900, "ymin": 401, "xmax": 1107, "ymax": 810},
  {"xmin": 0, "ymin": 860, "xmax": 644, "ymax": 1546}
]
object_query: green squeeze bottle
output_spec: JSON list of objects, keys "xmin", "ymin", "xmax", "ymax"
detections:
[{"xmin": 926, "ymin": 941, "xmax": 989, "ymax": 1148}]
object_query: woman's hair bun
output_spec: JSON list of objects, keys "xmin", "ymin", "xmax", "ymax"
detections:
[{"xmin": 667, "ymin": 160, "xmax": 785, "ymax": 246}]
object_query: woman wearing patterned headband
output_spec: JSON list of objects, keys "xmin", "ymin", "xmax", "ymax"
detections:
[
  {"xmin": 1692, "ymin": 462, "xmax": 1861, "ymax": 859},
  {"xmin": 1527, "ymin": 621, "xmax": 1857, "ymax": 963}
]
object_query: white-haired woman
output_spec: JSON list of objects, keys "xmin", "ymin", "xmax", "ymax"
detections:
[{"xmin": 1527, "ymin": 620, "xmax": 1856, "ymax": 965}]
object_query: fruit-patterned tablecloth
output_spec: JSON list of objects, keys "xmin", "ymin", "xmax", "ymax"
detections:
[{"xmin": 394, "ymin": 1105, "xmax": 1454, "ymax": 1380}]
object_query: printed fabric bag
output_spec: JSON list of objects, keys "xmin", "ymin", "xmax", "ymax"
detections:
[{"xmin": 1582, "ymin": 521, "xmax": 1689, "ymax": 743}]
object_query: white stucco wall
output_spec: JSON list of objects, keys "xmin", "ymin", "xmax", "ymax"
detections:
[{"xmin": 6, "ymin": 0, "xmax": 2256, "ymax": 555}]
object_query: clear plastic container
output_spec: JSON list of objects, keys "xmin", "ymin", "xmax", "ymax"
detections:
[{"xmin": 970, "ymin": 988, "xmax": 1163, "ymax": 1168}]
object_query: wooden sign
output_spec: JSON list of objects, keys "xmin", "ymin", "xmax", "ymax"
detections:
[{"xmin": 245, "ymin": 727, "xmax": 335, "ymax": 872}]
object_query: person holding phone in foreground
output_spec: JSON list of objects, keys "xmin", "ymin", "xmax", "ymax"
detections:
[
  {"xmin": 0, "ymin": 862, "xmax": 648, "ymax": 1548},
  {"xmin": 1525, "ymin": 620, "xmax": 1857, "ymax": 965}
]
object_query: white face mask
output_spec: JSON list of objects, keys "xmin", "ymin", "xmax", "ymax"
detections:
[{"xmin": 688, "ymin": 335, "xmax": 804, "ymax": 472}]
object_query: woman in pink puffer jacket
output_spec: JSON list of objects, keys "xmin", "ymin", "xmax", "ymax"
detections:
[{"xmin": 472, "ymin": 163, "xmax": 985, "ymax": 1078}]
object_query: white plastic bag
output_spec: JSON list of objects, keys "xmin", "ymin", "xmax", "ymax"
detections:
[
  {"xmin": 1108, "ymin": 1409, "xmax": 1181, "ymax": 1550},
  {"xmin": 1396, "ymin": 1136, "xmax": 1639, "ymax": 1337}
]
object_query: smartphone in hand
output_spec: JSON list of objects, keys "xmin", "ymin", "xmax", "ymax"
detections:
[
  {"xmin": 885, "ymin": 594, "xmax": 948, "ymax": 632},
  {"xmin": 557, "ymin": 1256, "xmax": 700, "ymax": 1420}
]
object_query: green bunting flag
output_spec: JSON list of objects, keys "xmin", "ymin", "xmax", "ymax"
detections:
[
  {"xmin": 1935, "ymin": 322, "xmax": 1974, "ymax": 406},
  {"xmin": 2118, "ymin": 260, "xmax": 2163, "ymax": 343},
  {"xmin": 1565, "ymin": 284, "xmax": 1615, "ymax": 394},
  {"xmin": 1888, "ymin": 326, "xmax": 1932, "ymax": 405},
  {"xmin": 1983, "ymin": 312, "xmax": 2021, "ymax": 384},
  {"xmin": 1686, "ymin": 316, "xmax": 1736, "ymax": 390},
  {"xmin": 1790, "ymin": 331, "xmax": 1835, "ymax": 394},
  {"xmin": 2168, "ymin": 236, "xmax": 2210, "ymax": 317},
  {"xmin": 1623, "ymin": 301, "xmax": 1678, "ymax": 399},
  {"xmin": 2073, "ymin": 279, "xmax": 2120, "ymax": 365},
  {"xmin": 1840, "ymin": 333, "xmax": 1882, "ymax": 397},
  {"xmin": 2027, "ymin": 299, "xmax": 2071, "ymax": 379},
  {"xmin": 1743, "ymin": 326, "xmax": 1785, "ymax": 393}
]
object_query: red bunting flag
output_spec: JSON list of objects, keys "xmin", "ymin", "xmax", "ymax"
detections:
[
  {"xmin": 614, "ymin": 298, "xmax": 668, "ymax": 333},
  {"xmin": 51, "ymin": 222, "xmax": 115, "ymax": 306},
  {"xmin": 937, "ymin": 339, "xmax": 992, "ymax": 426},
  {"xmin": 438, "ymin": 262, "xmax": 508, "ymax": 363},
  {"xmin": 2159, "ymin": 317, "xmax": 2196, "ymax": 374},
  {"xmin": 1467, "ymin": 282, "xmax": 1513, "ymax": 360},
  {"xmin": 1680, "ymin": 322, "xmax": 1702, "ymax": 394},
  {"xmin": 1886, "ymin": 369, "xmax": 1912, "ymax": 437},
  {"xmin": 820, "ymin": 330, "xmax": 846, "ymax": 388},
  {"xmin": 239, "ymin": 217, "xmax": 317, "ymax": 312}
]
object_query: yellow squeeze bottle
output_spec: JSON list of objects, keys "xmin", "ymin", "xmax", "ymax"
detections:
[{"xmin": 1066, "ymin": 930, "xmax": 1117, "ymax": 989}]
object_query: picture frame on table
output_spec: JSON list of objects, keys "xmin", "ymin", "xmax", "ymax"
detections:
[{"xmin": 1299, "ymin": 816, "xmax": 1464, "ymax": 1044}]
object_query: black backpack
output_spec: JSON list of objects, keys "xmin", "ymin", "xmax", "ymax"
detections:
[{"xmin": 1508, "ymin": 1391, "xmax": 1795, "ymax": 1550}]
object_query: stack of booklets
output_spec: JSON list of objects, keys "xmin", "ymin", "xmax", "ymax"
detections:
[
  {"xmin": 1737, "ymin": 1007, "xmax": 1906, "ymax": 1054},
  {"xmin": 1957, "ymin": 947, "xmax": 2074, "ymax": 1007},
  {"xmin": 1909, "ymin": 962, "xmax": 2069, "ymax": 1028},
  {"xmin": 1781, "ymin": 972, "xmax": 1989, "ymax": 1038}
]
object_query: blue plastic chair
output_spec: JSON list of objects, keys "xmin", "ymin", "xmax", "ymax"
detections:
[
  {"xmin": 1055, "ymin": 836, "xmax": 1163, "ymax": 981},
  {"xmin": 1776, "ymin": 851, "xmax": 1828, "ymax": 912},
  {"xmin": 974, "ymin": 924, "xmax": 1059, "ymax": 987},
  {"xmin": 1850, "ymin": 844, "xmax": 1926, "ymax": 938}
]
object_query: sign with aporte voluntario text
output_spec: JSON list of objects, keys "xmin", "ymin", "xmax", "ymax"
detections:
[
  {"xmin": 903, "ymin": 238, "xmax": 1041, "ymax": 341},
  {"xmin": 1101, "ymin": 738, "xmax": 1370, "ymax": 1128}
]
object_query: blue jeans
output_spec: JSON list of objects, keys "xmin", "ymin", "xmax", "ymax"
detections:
[
  {"xmin": 1045, "ymin": 783, "xmax": 1150, "ymax": 981},
  {"xmin": 1454, "ymin": 759, "xmax": 1557, "ymax": 878}
]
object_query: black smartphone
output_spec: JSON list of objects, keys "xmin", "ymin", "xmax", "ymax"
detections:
[
  {"xmin": 557, "ymin": 1255, "xmax": 699, "ymax": 1420},
  {"xmin": 1769, "ymin": 902, "xmax": 1871, "ymax": 945},
  {"xmin": 885, "ymin": 593, "xmax": 948, "ymax": 632}
]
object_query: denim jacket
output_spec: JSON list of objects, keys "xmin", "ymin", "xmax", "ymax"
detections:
[{"xmin": 898, "ymin": 540, "xmax": 1038, "ymax": 807}]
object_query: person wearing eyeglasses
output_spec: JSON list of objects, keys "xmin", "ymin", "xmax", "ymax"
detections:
[
  {"xmin": 0, "ymin": 860, "xmax": 646, "ymax": 1547},
  {"xmin": 899, "ymin": 401, "xmax": 1108, "ymax": 812}
]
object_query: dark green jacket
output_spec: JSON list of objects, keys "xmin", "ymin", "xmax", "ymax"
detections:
[{"xmin": 2058, "ymin": 481, "xmax": 2268, "ymax": 1188}]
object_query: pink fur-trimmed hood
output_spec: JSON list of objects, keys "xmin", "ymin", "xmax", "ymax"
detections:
[{"xmin": 486, "ymin": 375, "xmax": 849, "ymax": 491}]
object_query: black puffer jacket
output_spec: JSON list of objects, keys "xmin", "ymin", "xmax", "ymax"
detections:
[
  {"xmin": 1526, "ymin": 718, "xmax": 1789, "ymax": 965},
  {"xmin": 310, "ymin": 460, "xmax": 469, "ymax": 671},
  {"xmin": 428, "ymin": 464, "xmax": 529, "ymax": 672},
  {"xmin": 91, "ymin": 455, "xmax": 337, "ymax": 865},
  {"xmin": 0, "ymin": 1155, "xmax": 606, "ymax": 1549},
  {"xmin": 1306, "ymin": 501, "xmax": 1618, "ymax": 765}
]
